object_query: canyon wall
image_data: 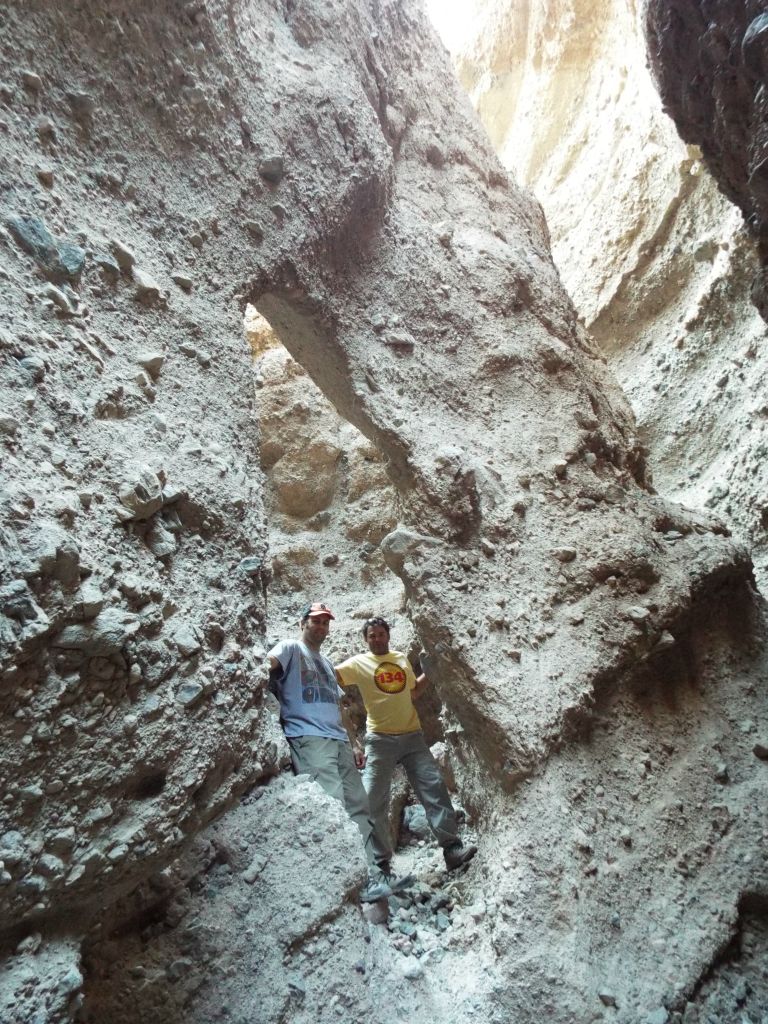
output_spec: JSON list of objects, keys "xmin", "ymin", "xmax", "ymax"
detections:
[
  {"xmin": 1, "ymin": 1, "xmax": 767, "ymax": 1023},
  {"xmin": 455, "ymin": 0, "xmax": 768, "ymax": 584}
]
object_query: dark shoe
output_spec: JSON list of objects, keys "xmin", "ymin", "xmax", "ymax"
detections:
[
  {"xmin": 362, "ymin": 865, "xmax": 415, "ymax": 903},
  {"xmin": 444, "ymin": 843, "xmax": 477, "ymax": 871},
  {"xmin": 385, "ymin": 871, "xmax": 415, "ymax": 894},
  {"xmin": 360, "ymin": 877, "xmax": 392, "ymax": 903}
]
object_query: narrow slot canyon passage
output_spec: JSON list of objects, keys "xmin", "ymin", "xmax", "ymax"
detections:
[{"xmin": 1, "ymin": 2, "xmax": 768, "ymax": 1024}]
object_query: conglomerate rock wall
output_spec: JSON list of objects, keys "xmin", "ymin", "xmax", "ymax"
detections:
[
  {"xmin": 0, "ymin": 1, "xmax": 767, "ymax": 1023},
  {"xmin": 455, "ymin": 0, "xmax": 768, "ymax": 584}
]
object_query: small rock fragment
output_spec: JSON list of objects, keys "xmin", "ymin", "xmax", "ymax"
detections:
[
  {"xmin": 36, "ymin": 165, "xmax": 54, "ymax": 187},
  {"xmin": 133, "ymin": 269, "xmax": 163, "ymax": 305},
  {"xmin": 242, "ymin": 854, "xmax": 267, "ymax": 883},
  {"xmin": 76, "ymin": 582, "xmax": 104, "ymax": 620},
  {"xmin": 176, "ymin": 681, "xmax": 204, "ymax": 707},
  {"xmin": 383, "ymin": 329, "xmax": 416, "ymax": 352},
  {"xmin": 137, "ymin": 351, "xmax": 165, "ymax": 378},
  {"xmin": 400, "ymin": 957, "xmax": 423, "ymax": 980},
  {"xmin": 626, "ymin": 606, "xmax": 650, "ymax": 624},
  {"xmin": 55, "ymin": 609, "xmax": 140, "ymax": 656},
  {"xmin": 552, "ymin": 547, "xmax": 577, "ymax": 563},
  {"xmin": 118, "ymin": 466, "xmax": 164, "ymax": 520},
  {"xmin": 110, "ymin": 240, "xmax": 135, "ymax": 272},
  {"xmin": 0, "ymin": 414, "xmax": 20, "ymax": 435},
  {"xmin": 174, "ymin": 623, "xmax": 201, "ymax": 658},
  {"xmin": 238, "ymin": 557, "xmax": 262, "ymax": 577},
  {"xmin": 259, "ymin": 155, "xmax": 284, "ymax": 183},
  {"xmin": 66, "ymin": 90, "xmax": 96, "ymax": 121},
  {"xmin": 22, "ymin": 70, "xmax": 43, "ymax": 91},
  {"xmin": 651, "ymin": 631, "xmax": 676, "ymax": 653},
  {"xmin": 6, "ymin": 215, "xmax": 85, "ymax": 283},
  {"xmin": 171, "ymin": 272, "xmax": 193, "ymax": 290}
]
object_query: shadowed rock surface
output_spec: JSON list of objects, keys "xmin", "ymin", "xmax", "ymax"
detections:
[{"xmin": 646, "ymin": 0, "xmax": 768, "ymax": 320}]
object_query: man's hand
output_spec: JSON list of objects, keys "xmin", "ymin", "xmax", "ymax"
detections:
[{"xmin": 353, "ymin": 743, "xmax": 367, "ymax": 769}]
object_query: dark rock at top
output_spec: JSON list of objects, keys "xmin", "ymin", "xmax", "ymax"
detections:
[
  {"xmin": 645, "ymin": 2, "xmax": 768, "ymax": 321},
  {"xmin": 259, "ymin": 155, "xmax": 285, "ymax": 184}
]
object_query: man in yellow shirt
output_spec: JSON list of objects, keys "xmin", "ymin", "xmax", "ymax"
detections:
[{"xmin": 336, "ymin": 617, "xmax": 477, "ymax": 873}]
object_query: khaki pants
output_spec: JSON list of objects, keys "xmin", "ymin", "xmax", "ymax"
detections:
[
  {"xmin": 363, "ymin": 730, "xmax": 459, "ymax": 862},
  {"xmin": 287, "ymin": 736, "xmax": 390, "ymax": 867}
]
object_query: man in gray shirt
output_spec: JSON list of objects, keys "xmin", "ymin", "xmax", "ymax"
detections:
[{"xmin": 268, "ymin": 602, "xmax": 411, "ymax": 902}]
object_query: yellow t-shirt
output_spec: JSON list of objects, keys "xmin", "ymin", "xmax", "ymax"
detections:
[{"xmin": 336, "ymin": 650, "xmax": 421, "ymax": 735}]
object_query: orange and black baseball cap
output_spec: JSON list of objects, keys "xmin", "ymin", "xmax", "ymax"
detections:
[{"xmin": 301, "ymin": 602, "xmax": 335, "ymax": 621}]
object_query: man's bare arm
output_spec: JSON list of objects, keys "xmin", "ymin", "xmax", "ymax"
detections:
[
  {"xmin": 339, "ymin": 699, "xmax": 365, "ymax": 768},
  {"xmin": 412, "ymin": 672, "xmax": 429, "ymax": 701}
]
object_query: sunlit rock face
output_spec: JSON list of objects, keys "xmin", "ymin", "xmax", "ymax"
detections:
[
  {"xmin": 453, "ymin": 0, "xmax": 768, "ymax": 583},
  {"xmin": 1, "ymin": 1, "xmax": 767, "ymax": 1023}
]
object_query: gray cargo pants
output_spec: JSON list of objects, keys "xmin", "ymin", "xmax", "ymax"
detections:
[
  {"xmin": 287, "ymin": 736, "xmax": 390, "ymax": 867},
  {"xmin": 363, "ymin": 730, "xmax": 459, "ymax": 862}
]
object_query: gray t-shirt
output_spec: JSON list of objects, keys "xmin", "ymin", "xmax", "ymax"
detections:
[{"xmin": 268, "ymin": 639, "xmax": 347, "ymax": 741}]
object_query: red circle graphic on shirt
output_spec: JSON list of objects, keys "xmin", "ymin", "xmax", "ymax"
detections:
[{"xmin": 373, "ymin": 662, "xmax": 407, "ymax": 694}]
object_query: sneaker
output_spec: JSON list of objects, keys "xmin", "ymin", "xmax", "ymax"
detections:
[
  {"xmin": 360, "ymin": 877, "xmax": 393, "ymax": 903},
  {"xmin": 443, "ymin": 843, "xmax": 477, "ymax": 871},
  {"xmin": 384, "ymin": 871, "xmax": 415, "ymax": 894}
]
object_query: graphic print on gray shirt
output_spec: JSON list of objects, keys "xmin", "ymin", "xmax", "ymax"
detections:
[{"xmin": 267, "ymin": 639, "xmax": 347, "ymax": 741}]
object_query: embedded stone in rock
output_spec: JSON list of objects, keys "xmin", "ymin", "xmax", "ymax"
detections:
[
  {"xmin": 21, "ymin": 70, "xmax": 42, "ymax": 91},
  {"xmin": 626, "ymin": 606, "xmax": 650, "ymax": 625},
  {"xmin": 110, "ymin": 239, "xmax": 135, "ymax": 272},
  {"xmin": 652, "ymin": 631, "xmax": 676, "ymax": 653},
  {"xmin": 54, "ymin": 608, "xmax": 139, "ymax": 656},
  {"xmin": 237, "ymin": 557, "xmax": 262, "ymax": 578},
  {"xmin": 242, "ymin": 854, "xmax": 267, "ymax": 883},
  {"xmin": 176, "ymin": 681, "xmax": 204, "ymax": 707},
  {"xmin": 552, "ymin": 547, "xmax": 577, "ymax": 563},
  {"xmin": 6, "ymin": 215, "xmax": 85, "ymax": 283},
  {"xmin": 75, "ymin": 583, "xmax": 104, "ymax": 621},
  {"xmin": 35, "ymin": 164, "xmax": 54, "ymax": 186},
  {"xmin": 146, "ymin": 516, "xmax": 177, "ymax": 559},
  {"xmin": 380, "ymin": 528, "xmax": 440, "ymax": 574},
  {"xmin": 93, "ymin": 251, "xmax": 120, "ymax": 276},
  {"xmin": 118, "ymin": 466, "xmax": 164, "ymax": 520},
  {"xmin": 383, "ymin": 328, "xmax": 416, "ymax": 352},
  {"xmin": 259, "ymin": 155, "xmax": 284, "ymax": 183},
  {"xmin": 65, "ymin": 90, "xmax": 95, "ymax": 121},
  {"xmin": 171, "ymin": 272, "xmax": 193, "ymax": 290},
  {"xmin": 644, "ymin": 1009, "xmax": 669, "ymax": 1024},
  {"xmin": 174, "ymin": 623, "xmax": 201, "ymax": 658},
  {"xmin": 18, "ymin": 355, "xmax": 46, "ymax": 381},
  {"xmin": 132, "ymin": 269, "xmax": 163, "ymax": 305},
  {"xmin": 0, "ymin": 414, "xmax": 20, "ymax": 434},
  {"xmin": 137, "ymin": 352, "xmax": 165, "ymax": 378},
  {"xmin": 40, "ymin": 282, "xmax": 75, "ymax": 314}
]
